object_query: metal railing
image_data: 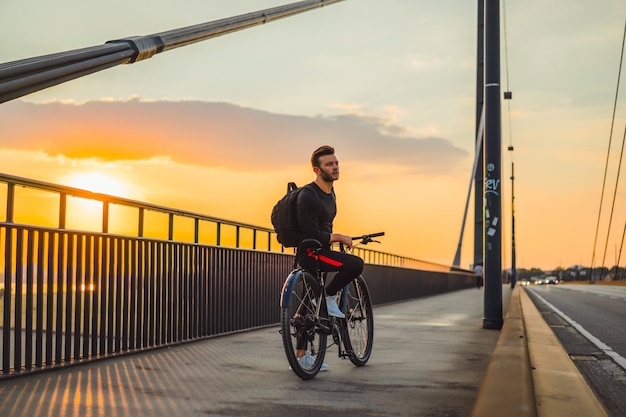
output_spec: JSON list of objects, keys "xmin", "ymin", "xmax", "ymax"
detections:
[
  {"xmin": 1, "ymin": 172, "xmax": 279, "ymax": 251},
  {"xmin": 0, "ymin": 223, "xmax": 292, "ymax": 375},
  {"xmin": 351, "ymin": 245, "xmax": 459, "ymax": 272}
]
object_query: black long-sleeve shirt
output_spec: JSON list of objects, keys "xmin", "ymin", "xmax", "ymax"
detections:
[{"xmin": 296, "ymin": 182, "xmax": 336, "ymax": 246}]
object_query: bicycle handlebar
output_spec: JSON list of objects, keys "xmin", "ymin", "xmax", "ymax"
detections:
[{"xmin": 351, "ymin": 232, "xmax": 385, "ymax": 245}]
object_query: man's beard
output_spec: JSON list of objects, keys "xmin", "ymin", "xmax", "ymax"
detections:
[{"xmin": 320, "ymin": 170, "xmax": 337, "ymax": 182}]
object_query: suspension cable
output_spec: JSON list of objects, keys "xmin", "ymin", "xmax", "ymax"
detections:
[
  {"xmin": 590, "ymin": 16, "xmax": 626, "ymax": 277},
  {"xmin": 613, "ymin": 126, "xmax": 626, "ymax": 280},
  {"xmin": 600, "ymin": 125, "xmax": 626, "ymax": 278}
]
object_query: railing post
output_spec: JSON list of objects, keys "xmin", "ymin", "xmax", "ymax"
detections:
[
  {"xmin": 5, "ymin": 183, "xmax": 14, "ymax": 223},
  {"xmin": 138, "ymin": 207, "xmax": 144, "ymax": 237},
  {"xmin": 2, "ymin": 225, "xmax": 12, "ymax": 374},
  {"xmin": 59, "ymin": 193, "xmax": 66, "ymax": 229},
  {"xmin": 102, "ymin": 201, "xmax": 109, "ymax": 233}
]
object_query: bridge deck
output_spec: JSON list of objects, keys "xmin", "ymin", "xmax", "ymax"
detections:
[{"xmin": 0, "ymin": 288, "xmax": 510, "ymax": 417}]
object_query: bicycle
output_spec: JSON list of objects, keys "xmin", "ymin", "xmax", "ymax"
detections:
[{"xmin": 279, "ymin": 232, "xmax": 384, "ymax": 380}]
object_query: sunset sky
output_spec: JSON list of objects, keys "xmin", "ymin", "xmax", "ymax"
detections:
[{"xmin": 1, "ymin": 0, "xmax": 625, "ymax": 270}]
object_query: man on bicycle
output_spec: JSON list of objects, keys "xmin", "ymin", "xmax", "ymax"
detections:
[{"xmin": 296, "ymin": 145, "xmax": 365, "ymax": 319}]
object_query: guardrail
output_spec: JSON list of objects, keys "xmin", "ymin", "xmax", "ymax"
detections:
[
  {"xmin": 1, "ymin": 172, "xmax": 278, "ymax": 251},
  {"xmin": 0, "ymin": 223, "xmax": 292, "ymax": 376}
]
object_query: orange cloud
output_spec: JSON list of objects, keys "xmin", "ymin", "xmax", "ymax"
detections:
[{"xmin": 1, "ymin": 99, "xmax": 468, "ymax": 176}]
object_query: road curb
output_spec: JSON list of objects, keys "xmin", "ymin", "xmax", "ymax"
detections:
[
  {"xmin": 471, "ymin": 285, "xmax": 608, "ymax": 417},
  {"xmin": 519, "ymin": 286, "xmax": 607, "ymax": 417}
]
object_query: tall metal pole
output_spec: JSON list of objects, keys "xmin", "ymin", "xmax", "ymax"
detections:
[
  {"xmin": 474, "ymin": 0, "xmax": 485, "ymax": 270},
  {"xmin": 483, "ymin": 0, "xmax": 503, "ymax": 329}
]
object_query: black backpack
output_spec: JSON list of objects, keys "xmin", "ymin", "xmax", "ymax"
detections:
[{"xmin": 271, "ymin": 182, "xmax": 304, "ymax": 247}]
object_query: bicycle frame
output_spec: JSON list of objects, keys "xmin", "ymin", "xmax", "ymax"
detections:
[{"xmin": 280, "ymin": 268, "xmax": 347, "ymax": 307}]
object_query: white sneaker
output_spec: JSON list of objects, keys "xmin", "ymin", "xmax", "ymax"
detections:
[
  {"xmin": 297, "ymin": 351, "xmax": 328, "ymax": 371},
  {"xmin": 325, "ymin": 295, "xmax": 345, "ymax": 318}
]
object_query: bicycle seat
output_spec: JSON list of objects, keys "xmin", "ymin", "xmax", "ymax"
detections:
[{"xmin": 299, "ymin": 238, "xmax": 322, "ymax": 252}]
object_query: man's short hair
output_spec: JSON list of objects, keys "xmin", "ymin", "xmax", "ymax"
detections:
[{"xmin": 311, "ymin": 145, "xmax": 335, "ymax": 168}]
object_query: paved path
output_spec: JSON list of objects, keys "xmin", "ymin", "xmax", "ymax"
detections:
[{"xmin": 0, "ymin": 287, "xmax": 511, "ymax": 417}]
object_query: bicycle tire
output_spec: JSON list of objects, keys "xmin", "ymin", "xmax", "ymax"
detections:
[
  {"xmin": 280, "ymin": 271, "xmax": 328, "ymax": 379},
  {"xmin": 341, "ymin": 275, "xmax": 374, "ymax": 366}
]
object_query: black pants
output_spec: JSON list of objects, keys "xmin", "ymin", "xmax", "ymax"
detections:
[
  {"xmin": 476, "ymin": 275, "xmax": 483, "ymax": 288},
  {"xmin": 297, "ymin": 247, "xmax": 364, "ymax": 296}
]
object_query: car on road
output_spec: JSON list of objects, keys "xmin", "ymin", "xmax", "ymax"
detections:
[{"xmin": 544, "ymin": 276, "xmax": 559, "ymax": 284}]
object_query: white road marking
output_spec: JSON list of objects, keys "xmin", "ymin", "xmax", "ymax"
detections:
[{"xmin": 531, "ymin": 290, "xmax": 626, "ymax": 371}]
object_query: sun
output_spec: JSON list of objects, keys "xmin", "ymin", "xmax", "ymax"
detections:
[
  {"xmin": 64, "ymin": 172, "xmax": 134, "ymax": 198},
  {"xmin": 60, "ymin": 172, "xmax": 143, "ymax": 233}
]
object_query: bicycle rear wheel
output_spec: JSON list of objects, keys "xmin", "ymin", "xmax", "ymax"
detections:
[
  {"xmin": 280, "ymin": 271, "xmax": 328, "ymax": 380},
  {"xmin": 341, "ymin": 275, "xmax": 374, "ymax": 366}
]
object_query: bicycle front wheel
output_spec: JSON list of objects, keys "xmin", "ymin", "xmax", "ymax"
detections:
[
  {"xmin": 341, "ymin": 275, "xmax": 374, "ymax": 366},
  {"xmin": 280, "ymin": 271, "xmax": 328, "ymax": 380}
]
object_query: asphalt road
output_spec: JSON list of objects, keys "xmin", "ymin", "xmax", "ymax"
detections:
[{"xmin": 525, "ymin": 284, "xmax": 626, "ymax": 417}]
